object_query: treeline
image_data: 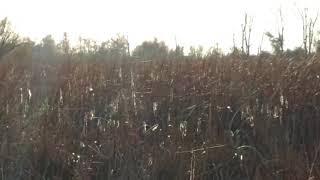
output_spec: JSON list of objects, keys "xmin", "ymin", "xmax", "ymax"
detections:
[{"xmin": 1, "ymin": 15, "xmax": 320, "ymax": 61}]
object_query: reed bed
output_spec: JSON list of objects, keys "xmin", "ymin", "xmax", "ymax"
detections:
[{"xmin": 1, "ymin": 49, "xmax": 320, "ymax": 180}]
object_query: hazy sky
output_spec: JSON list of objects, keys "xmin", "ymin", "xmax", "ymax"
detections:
[{"xmin": 1, "ymin": 0, "xmax": 320, "ymax": 53}]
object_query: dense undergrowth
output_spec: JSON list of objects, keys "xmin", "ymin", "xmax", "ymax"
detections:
[{"xmin": 1, "ymin": 47, "xmax": 320, "ymax": 180}]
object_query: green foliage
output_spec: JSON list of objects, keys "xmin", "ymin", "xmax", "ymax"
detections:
[{"xmin": 265, "ymin": 31, "xmax": 284, "ymax": 55}]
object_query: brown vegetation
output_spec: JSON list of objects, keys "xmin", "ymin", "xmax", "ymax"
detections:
[{"xmin": 1, "ymin": 48, "xmax": 320, "ymax": 180}]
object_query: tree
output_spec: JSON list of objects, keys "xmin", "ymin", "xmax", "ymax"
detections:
[
  {"xmin": 57, "ymin": 32, "xmax": 70, "ymax": 55},
  {"xmin": 97, "ymin": 34, "xmax": 129, "ymax": 59},
  {"xmin": 266, "ymin": 8, "xmax": 285, "ymax": 55},
  {"xmin": 132, "ymin": 38, "xmax": 169, "ymax": 60},
  {"xmin": 73, "ymin": 37, "xmax": 98, "ymax": 58},
  {"xmin": 285, "ymin": 47, "xmax": 305, "ymax": 58},
  {"xmin": 108, "ymin": 35, "xmax": 129, "ymax": 58},
  {"xmin": 206, "ymin": 44, "xmax": 223, "ymax": 58},
  {"xmin": 41, "ymin": 35, "xmax": 56, "ymax": 56},
  {"xmin": 265, "ymin": 31, "xmax": 284, "ymax": 55},
  {"xmin": 168, "ymin": 45, "xmax": 184, "ymax": 59},
  {"xmin": 188, "ymin": 46, "xmax": 203, "ymax": 59},
  {"xmin": 230, "ymin": 33, "xmax": 242, "ymax": 57},
  {"xmin": 74, "ymin": 37, "xmax": 85, "ymax": 57},
  {"xmin": 32, "ymin": 35, "xmax": 57, "ymax": 60},
  {"xmin": 313, "ymin": 31, "xmax": 320, "ymax": 54},
  {"xmin": 299, "ymin": 8, "xmax": 318, "ymax": 55},
  {"xmin": 315, "ymin": 35, "xmax": 320, "ymax": 54},
  {"xmin": 241, "ymin": 13, "xmax": 253, "ymax": 56},
  {"xmin": 0, "ymin": 17, "xmax": 20, "ymax": 58}
]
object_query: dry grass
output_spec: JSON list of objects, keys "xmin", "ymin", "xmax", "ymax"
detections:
[{"xmin": 1, "ymin": 48, "xmax": 320, "ymax": 180}]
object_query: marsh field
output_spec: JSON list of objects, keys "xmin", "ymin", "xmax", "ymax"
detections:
[
  {"xmin": 1, "ymin": 3, "xmax": 320, "ymax": 178},
  {"xmin": 1, "ymin": 45, "xmax": 320, "ymax": 180}
]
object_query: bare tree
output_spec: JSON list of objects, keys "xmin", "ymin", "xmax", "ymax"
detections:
[
  {"xmin": 299, "ymin": 8, "xmax": 318, "ymax": 55},
  {"xmin": 241, "ymin": 13, "xmax": 253, "ymax": 56},
  {"xmin": 230, "ymin": 33, "xmax": 241, "ymax": 56},
  {"xmin": 278, "ymin": 8, "xmax": 284, "ymax": 54},
  {"xmin": 258, "ymin": 33, "xmax": 264, "ymax": 55}
]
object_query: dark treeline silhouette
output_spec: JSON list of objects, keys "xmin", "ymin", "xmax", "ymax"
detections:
[{"xmin": 1, "ymin": 14, "xmax": 320, "ymax": 62}]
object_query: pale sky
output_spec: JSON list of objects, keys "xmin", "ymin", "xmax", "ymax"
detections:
[{"xmin": 1, "ymin": 0, "xmax": 320, "ymax": 53}]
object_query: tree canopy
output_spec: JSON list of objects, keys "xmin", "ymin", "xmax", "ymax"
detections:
[
  {"xmin": 132, "ymin": 38, "xmax": 169, "ymax": 60},
  {"xmin": 0, "ymin": 17, "xmax": 20, "ymax": 58}
]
